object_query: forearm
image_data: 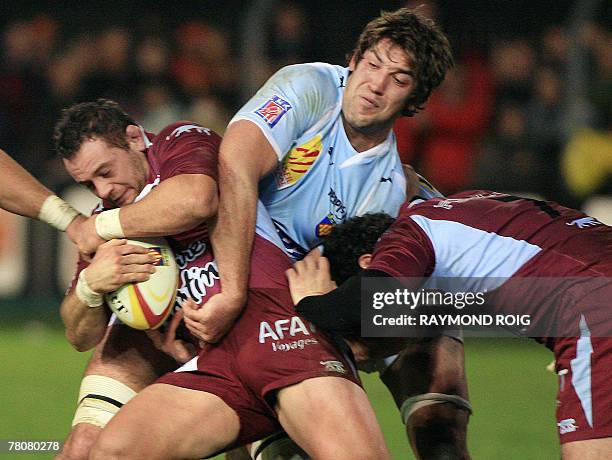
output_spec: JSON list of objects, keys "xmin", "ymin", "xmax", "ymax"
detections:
[
  {"xmin": 0, "ymin": 149, "xmax": 53, "ymax": 218},
  {"xmin": 212, "ymin": 158, "xmax": 259, "ymax": 299},
  {"xmin": 60, "ymin": 291, "xmax": 110, "ymax": 352},
  {"xmin": 100, "ymin": 174, "xmax": 217, "ymax": 239},
  {"xmin": 213, "ymin": 121, "xmax": 277, "ymax": 300}
]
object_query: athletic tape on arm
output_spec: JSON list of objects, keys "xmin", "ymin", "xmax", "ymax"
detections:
[
  {"xmin": 38, "ymin": 195, "xmax": 80, "ymax": 231},
  {"xmin": 95, "ymin": 208, "xmax": 125, "ymax": 240}
]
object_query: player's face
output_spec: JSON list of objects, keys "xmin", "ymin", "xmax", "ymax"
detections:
[
  {"xmin": 63, "ymin": 136, "xmax": 149, "ymax": 207},
  {"xmin": 343, "ymin": 38, "xmax": 415, "ymax": 137}
]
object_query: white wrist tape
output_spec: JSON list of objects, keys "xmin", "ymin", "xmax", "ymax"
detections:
[
  {"xmin": 75, "ymin": 269, "xmax": 104, "ymax": 308},
  {"xmin": 95, "ymin": 208, "xmax": 124, "ymax": 240},
  {"xmin": 38, "ymin": 195, "xmax": 80, "ymax": 231},
  {"xmin": 401, "ymin": 393, "xmax": 473, "ymax": 424}
]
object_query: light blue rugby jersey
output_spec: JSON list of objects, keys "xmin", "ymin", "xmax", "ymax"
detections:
[{"xmin": 231, "ymin": 63, "xmax": 440, "ymax": 260}]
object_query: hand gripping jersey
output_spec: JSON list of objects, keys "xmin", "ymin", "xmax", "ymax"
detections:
[{"xmin": 231, "ymin": 63, "xmax": 440, "ymax": 260}]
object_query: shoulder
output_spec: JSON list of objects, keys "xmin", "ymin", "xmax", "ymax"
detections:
[
  {"xmin": 153, "ymin": 122, "xmax": 221, "ymax": 147},
  {"xmin": 268, "ymin": 62, "xmax": 346, "ymax": 96}
]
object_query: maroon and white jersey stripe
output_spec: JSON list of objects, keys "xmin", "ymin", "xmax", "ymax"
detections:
[{"xmin": 369, "ymin": 190, "xmax": 612, "ymax": 339}]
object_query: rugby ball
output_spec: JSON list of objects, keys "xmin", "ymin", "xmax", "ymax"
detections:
[{"xmin": 104, "ymin": 238, "xmax": 179, "ymax": 330}]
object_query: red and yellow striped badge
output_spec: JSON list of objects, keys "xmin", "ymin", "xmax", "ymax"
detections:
[{"xmin": 277, "ymin": 135, "xmax": 322, "ymax": 189}]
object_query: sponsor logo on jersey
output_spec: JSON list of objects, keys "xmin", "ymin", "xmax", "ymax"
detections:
[
  {"xmin": 174, "ymin": 240, "xmax": 207, "ymax": 269},
  {"xmin": 175, "ymin": 261, "xmax": 220, "ymax": 308},
  {"xmin": 328, "ymin": 188, "xmax": 346, "ymax": 220},
  {"xmin": 566, "ymin": 217, "xmax": 602, "ymax": 229},
  {"xmin": 316, "ymin": 215, "xmax": 334, "ymax": 237},
  {"xmin": 173, "ymin": 241, "xmax": 219, "ymax": 309},
  {"xmin": 259, "ymin": 316, "xmax": 319, "ymax": 351},
  {"xmin": 320, "ymin": 360, "xmax": 346, "ymax": 374},
  {"xmin": 165, "ymin": 124, "xmax": 210, "ymax": 140},
  {"xmin": 255, "ymin": 95, "xmax": 292, "ymax": 127},
  {"xmin": 259, "ymin": 316, "xmax": 315, "ymax": 343},
  {"xmin": 558, "ymin": 418, "xmax": 578, "ymax": 435},
  {"xmin": 315, "ymin": 188, "xmax": 347, "ymax": 237},
  {"xmin": 276, "ymin": 135, "xmax": 323, "ymax": 189},
  {"xmin": 433, "ymin": 199, "xmax": 454, "ymax": 210}
]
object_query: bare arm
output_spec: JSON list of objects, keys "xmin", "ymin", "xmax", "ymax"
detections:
[
  {"xmin": 214, "ymin": 121, "xmax": 277, "ymax": 297},
  {"xmin": 61, "ymin": 239, "xmax": 156, "ymax": 351},
  {"xmin": 0, "ymin": 149, "xmax": 83, "ymax": 234},
  {"xmin": 60, "ymin": 290, "xmax": 111, "ymax": 352},
  {"xmin": 116, "ymin": 174, "xmax": 217, "ymax": 237},
  {"xmin": 74, "ymin": 174, "xmax": 217, "ymax": 255},
  {"xmin": 0, "ymin": 149, "xmax": 53, "ymax": 218},
  {"xmin": 182, "ymin": 121, "xmax": 277, "ymax": 342}
]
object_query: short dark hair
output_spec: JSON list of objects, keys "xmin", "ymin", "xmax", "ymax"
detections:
[
  {"xmin": 323, "ymin": 213, "xmax": 395, "ymax": 284},
  {"xmin": 54, "ymin": 99, "xmax": 137, "ymax": 159},
  {"xmin": 351, "ymin": 8, "xmax": 453, "ymax": 116}
]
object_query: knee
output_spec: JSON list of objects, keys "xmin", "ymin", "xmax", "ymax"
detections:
[
  {"xmin": 56, "ymin": 425, "xmax": 100, "ymax": 460},
  {"xmin": 89, "ymin": 432, "xmax": 127, "ymax": 460}
]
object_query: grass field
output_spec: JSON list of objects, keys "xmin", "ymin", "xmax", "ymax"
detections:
[{"xmin": 0, "ymin": 318, "xmax": 559, "ymax": 459}]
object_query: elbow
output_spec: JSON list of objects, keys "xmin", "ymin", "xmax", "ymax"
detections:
[
  {"xmin": 191, "ymin": 190, "xmax": 218, "ymax": 221},
  {"xmin": 65, "ymin": 330, "xmax": 97, "ymax": 352},
  {"xmin": 64, "ymin": 324, "xmax": 103, "ymax": 352}
]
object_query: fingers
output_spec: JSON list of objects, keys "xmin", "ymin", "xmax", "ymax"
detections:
[
  {"xmin": 182, "ymin": 298, "xmax": 202, "ymax": 312},
  {"xmin": 120, "ymin": 251, "xmax": 157, "ymax": 265},
  {"xmin": 100, "ymin": 238, "xmax": 127, "ymax": 248},
  {"xmin": 121, "ymin": 244, "xmax": 154, "ymax": 255},
  {"xmin": 285, "ymin": 267, "xmax": 297, "ymax": 282},
  {"xmin": 116, "ymin": 272, "xmax": 151, "ymax": 284},
  {"xmin": 165, "ymin": 310, "xmax": 184, "ymax": 345},
  {"xmin": 318, "ymin": 255, "xmax": 331, "ymax": 273},
  {"xmin": 292, "ymin": 252, "xmax": 330, "ymax": 275}
]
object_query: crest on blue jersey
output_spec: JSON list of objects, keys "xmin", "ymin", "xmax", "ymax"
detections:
[
  {"xmin": 316, "ymin": 214, "xmax": 335, "ymax": 238},
  {"xmin": 255, "ymin": 95, "xmax": 292, "ymax": 127}
]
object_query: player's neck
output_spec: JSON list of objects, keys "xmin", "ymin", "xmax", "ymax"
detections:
[{"xmin": 341, "ymin": 116, "xmax": 391, "ymax": 153}]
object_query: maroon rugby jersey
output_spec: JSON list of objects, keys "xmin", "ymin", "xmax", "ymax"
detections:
[
  {"xmin": 71, "ymin": 122, "xmax": 219, "ymax": 296},
  {"xmin": 368, "ymin": 190, "xmax": 612, "ymax": 340},
  {"xmin": 71, "ymin": 122, "xmax": 291, "ymax": 311}
]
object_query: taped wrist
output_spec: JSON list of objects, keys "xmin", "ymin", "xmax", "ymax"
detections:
[
  {"xmin": 401, "ymin": 393, "xmax": 473, "ymax": 425},
  {"xmin": 95, "ymin": 208, "xmax": 124, "ymax": 240},
  {"xmin": 75, "ymin": 269, "xmax": 104, "ymax": 308},
  {"xmin": 38, "ymin": 195, "xmax": 80, "ymax": 231}
]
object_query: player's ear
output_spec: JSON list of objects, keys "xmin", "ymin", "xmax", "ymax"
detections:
[
  {"xmin": 358, "ymin": 254, "xmax": 372, "ymax": 269},
  {"xmin": 348, "ymin": 54, "xmax": 357, "ymax": 71},
  {"xmin": 125, "ymin": 125, "xmax": 146, "ymax": 152}
]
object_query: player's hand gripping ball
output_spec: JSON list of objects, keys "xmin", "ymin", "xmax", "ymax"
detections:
[{"xmin": 104, "ymin": 239, "xmax": 178, "ymax": 330}]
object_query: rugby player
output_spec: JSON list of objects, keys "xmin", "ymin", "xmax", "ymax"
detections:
[
  {"xmin": 289, "ymin": 191, "xmax": 612, "ymax": 460},
  {"xmin": 184, "ymin": 7, "xmax": 471, "ymax": 459},
  {"xmin": 54, "ymin": 99, "xmax": 220, "ymax": 459},
  {"xmin": 0, "ymin": 148, "xmax": 83, "ymax": 240},
  {"xmin": 54, "ymin": 99, "xmax": 389, "ymax": 460}
]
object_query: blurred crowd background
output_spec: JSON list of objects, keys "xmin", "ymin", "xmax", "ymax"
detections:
[{"xmin": 0, "ymin": 0, "xmax": 610, "ymax": 296}]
